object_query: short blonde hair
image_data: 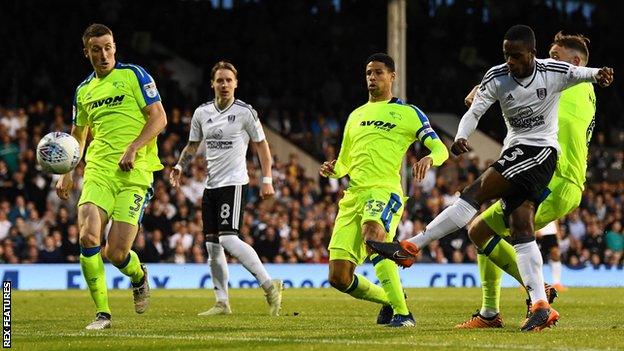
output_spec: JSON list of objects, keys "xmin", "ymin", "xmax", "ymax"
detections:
[{"xmin": 211, "ymin": 61, "xmax": 238, "ymax": 80}]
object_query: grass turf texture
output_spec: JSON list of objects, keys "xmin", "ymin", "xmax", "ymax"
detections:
[{"xmin": 13, "ymin": 287, "xmax": 624, "ymax": 350}]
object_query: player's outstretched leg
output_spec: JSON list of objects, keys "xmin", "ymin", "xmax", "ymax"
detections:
[
  {"xmin": 219, "ymin": 235, "xmax": 282, "ymax": 315},
  {"xmin": 365, "ymin": 240, "xmax": 420, "ymax": 268}
]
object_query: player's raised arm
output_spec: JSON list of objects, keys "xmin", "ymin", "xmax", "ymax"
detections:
[
  {"xmin": 551, "ymin": 59, "xmax": 614, "ymax": 91},
  {"xmin": 453, "ymin": 73, "xmax": 498, "ymax": 155}
]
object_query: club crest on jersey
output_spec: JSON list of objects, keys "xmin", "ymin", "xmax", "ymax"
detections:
[
  {"xmin": 112, "ymin": 81, "xmax": 125, "ymax": 89},
  {"xmin": 389, "ymin": 111, "xmax": 402, "ymax": 120},
  {"xmin": 536, "ymin": 88, "xmax": 547, "ymax": 100},
  {"xmin": 227, "ymin": 115, "xmax": 236, "ymax": 123}
]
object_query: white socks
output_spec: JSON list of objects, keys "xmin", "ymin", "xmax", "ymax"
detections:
[
  {"xmin": 514, "ymin": 241, "xmax": 547, "ymax": 303},
  {"xmin": 219, "ymin": 235, "xmax": 272, "ymax": 291},
  {"xmin": 551, "ymin": 260, "xmax": 562, "ymax": 285},
  {"xmin": 206, "ymin": 242, "xmax": 229, "ymax": 302},
  {"xmin": 408, "ymin": 198, "xmax": 478, "ymax": 248}
]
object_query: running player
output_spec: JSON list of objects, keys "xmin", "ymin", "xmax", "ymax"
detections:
[
  {"xmin": 367, "ymin": 25, "xmax": 613, "ymax": 331},
  {"xmin": 56, "ymin": 24, "xmax": 168, "ymax": 330},
  {"xmin": 455, "ymin": 31, "xmax": 596, "ymax": 328},
  {"xmin": 170, "ymin": 61, "xmax": 283, "ymax": 316},
  {"xmin": 320, "ymin": 53, "xmax": 449, "ymax": 327}
]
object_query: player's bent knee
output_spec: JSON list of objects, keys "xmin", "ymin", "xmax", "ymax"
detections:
[
  {"xmin": 468, "ymin": 218, "xmax": 495, "ymax": 248},
  {"xmin": 105, "ymin": 248, "xmax": 130, "ymax": 266},
  {"xmin": 328, "ymin": 272, "xmax": 352, "ymax": 291},
  {"xmin": 79, "ymin": 234, "xmax": 100, "ymax": 248},
  {"xmin": 205, "ymin": 233, "xmax": 219, "ymax": 243}
]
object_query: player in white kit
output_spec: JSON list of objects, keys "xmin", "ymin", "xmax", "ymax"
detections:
[
  {"xmin": 367, "ymin": 25, "xmax": 613, "ymax": 331},
  {"xmin": 170, "ymin": 61, "xmax": 283, "ymax": 316}
]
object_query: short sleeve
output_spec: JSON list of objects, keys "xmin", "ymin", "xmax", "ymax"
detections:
[
  {"xmin": 243, "ymin": 107, "xmax": 266, "ymax": 142},
  {"xmin": 189, "ymin": 108, "xmax": 203, "ymax": 142},
  {"xmin": 411, "ymin": 105, "xmax": 439, "ymax": 143},
  {"xmin": 125, "ymin": 64, "xmax": 161, "ymax": 109},
  {"xmin": 72, "ymin": 88, "xmax": 87, "ymax": 126}
]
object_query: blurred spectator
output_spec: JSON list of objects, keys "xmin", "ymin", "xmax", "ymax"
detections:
[{"xmin": 38, "ymin": 235, "xmax": 64, "ymax": 263}]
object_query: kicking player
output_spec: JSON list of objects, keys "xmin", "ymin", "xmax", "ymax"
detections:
[
  {"xmin": 367, "ymin": 25, "xmax": 613, "ymax": 331},
  {"xmin": 320, "ymin": 53, "xmax": 448, "ymax": 327},
  {"xmin": 455, "ymin": 32, "xmax": 596, "ymax": 328},
  {"xmin": 57, "ymin": 24, "xmax": 167, "ymax": 329},
  {"xmin": 170, "ymin": 61, "xmax": 283, "ymax": 316}
]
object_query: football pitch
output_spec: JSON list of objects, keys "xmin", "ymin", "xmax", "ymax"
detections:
[{"xmin": 13, "ymin": 287, "xmax": 624, "ymax": 350}]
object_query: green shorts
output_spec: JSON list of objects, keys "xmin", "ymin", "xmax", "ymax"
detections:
[
  {"xmin": 329, "ymin": 187, "xmax": 406, "ymax": 265},
  {"xmin": 481, "ymin": 175, "xmax": 582, "ymax": 238},
  {"xmin": 79, "ymin": 169, "xmax": 153, "ymax": 225}
]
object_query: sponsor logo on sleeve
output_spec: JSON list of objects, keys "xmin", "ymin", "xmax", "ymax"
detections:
[{"xmin": 143, "ymin": 82, "xmax": 158, "ymax": 98}]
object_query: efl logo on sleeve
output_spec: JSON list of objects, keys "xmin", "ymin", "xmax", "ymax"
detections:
[
  {"xmin": 143, "ymin": 81, "xmax": 159, "ymax": 98},
  {"xmin": 3, "ymin": 281, "xmax": 10, "ymax": 349}
]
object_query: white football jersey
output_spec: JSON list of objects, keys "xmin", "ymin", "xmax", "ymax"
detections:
[
  {"xmin": 457, "ymin": 58, "xmax": 598, "ymax": 152},
  {"xmin": 189, "ymin": 99, "xmax": 266, "ymax": 189}
]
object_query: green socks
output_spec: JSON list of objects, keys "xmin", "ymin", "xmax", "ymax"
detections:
[
  {"xmin": 344, "ymin": 273, "xmax": 390, "ymax": 306},
  {"xmin": 80, "ymin": 246, "xmax": 111, "ymax": 315},
  {"xmin": 372, "ymin": 254, "xmax": 409, "ymax": 315},
  {"xmin": 481, "ymin": 236, "xmax": 523, "ymax": 284},
  {"xmin": 478, "ymin": 253, "xmax": 502, "ymax": 312},
  {"xmin": 115, "ymin": 250, "xmax": 145, "ymax": 284}
]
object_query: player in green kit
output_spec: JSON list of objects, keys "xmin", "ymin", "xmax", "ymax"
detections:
[
  {"xmin": 455, "ymin": 31, "xmax": 600, "ymax": 328},
  {"xmin": 56, "ymin": 24, "xmax": 167, "ymax": 330},
  {"xmin": 319, "ymin": 53, "xmax": 448, "ymax": 327}
]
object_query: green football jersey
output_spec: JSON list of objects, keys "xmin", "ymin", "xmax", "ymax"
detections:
[
  {"xmin": 555, "ymin": 82, "xmax": 596, "ymax": 190},
  {"xmin": 332, "ymin": 97, "xmax": 448, "ymax": 189},
  {"xmin": 73, "ymin": 62, "xmax": 163, "ymax": 178}
]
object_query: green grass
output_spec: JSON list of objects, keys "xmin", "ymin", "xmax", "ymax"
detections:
[{"xmin": 12, "ymin": 287, "xmax": 624, "ymax": 350}]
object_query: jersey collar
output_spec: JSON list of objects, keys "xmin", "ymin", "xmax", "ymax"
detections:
[{"xmin": 511, "ymin": 60, "xmax": 537, "ymax": 88}]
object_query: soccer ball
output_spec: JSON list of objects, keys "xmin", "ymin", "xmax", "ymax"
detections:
[{"xmin": 36, "ymin": 132, "xmax": 81, "ymax": 174}]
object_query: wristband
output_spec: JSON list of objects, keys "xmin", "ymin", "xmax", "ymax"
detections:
[
  {"xmin": 173, "ymin": 164, "xmax": 183, "ymax": 172},
  {"xmin": 262, "ymin": 177, "xmax": 273, "ymax": 184}
]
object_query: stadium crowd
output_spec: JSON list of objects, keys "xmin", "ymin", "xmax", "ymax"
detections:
[
  {"xmin": 0, "ymin": 1, "xmax": 622, "ymax": 268},
  {"xmin": 0, "ymin": 103, "xmax": 622, "ymax": 268}
]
